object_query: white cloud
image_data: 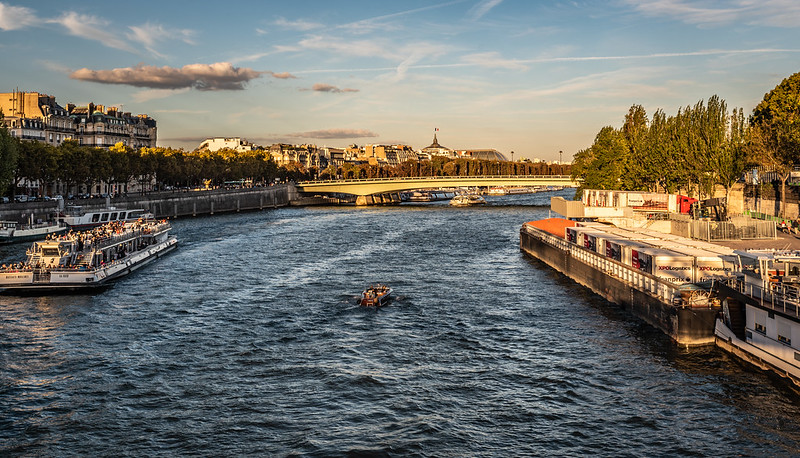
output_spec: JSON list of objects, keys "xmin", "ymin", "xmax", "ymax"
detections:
[
  {"xmin": 71, "ymin": 62, "xmax": 264, "ymax": 91},
  {"xmin": 468, "ymin": 0, "xmax": 504, "ymax": 20},
  {"xmin": 133, "ymin": 88, "xmax": 191, "ymax": 103},
  {"xmin": 286, "ymin": 128, "xmax": 378, "ymax": 139},
  {"xmin": 626, "ymin": 0, "xmax": 800, "ymax": 28},
  {"xmin": 0, "ymin": 2, "xmax": 36, "ymax": 31},
  {"xmin": 460, "ymin": 52, "xmax": 528, "ymax": 70},
  {"xmin": 273, "ymin": 17, "xmax": 322, "ymax": 31},
  {"xmin": 126, "ymin": 22, "xmax": 196, "ymax": 58},
  {"xmin": 49, "ymin": 11, "xmax": 138, "ymax": 53}
]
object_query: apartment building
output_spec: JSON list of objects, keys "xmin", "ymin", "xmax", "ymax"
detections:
[{"xmin": 0, "ymin": 90, "xmax": 157, "ymax": 148}]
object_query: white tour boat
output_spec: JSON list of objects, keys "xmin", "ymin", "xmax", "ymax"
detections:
[
  {"xmin": 58, "ymin": 205, "xmax": 153, "ymax": 229},
  {"xmin": 0, "ymin": 218, "xmax": 177, "ymax": 293}
]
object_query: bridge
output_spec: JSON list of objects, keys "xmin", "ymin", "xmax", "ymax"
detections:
[{"xmin": 296, "ymin": 175, "xmax": 579, "ymax": 205}]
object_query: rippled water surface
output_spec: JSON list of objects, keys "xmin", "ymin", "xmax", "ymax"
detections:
[{"xmin": 3, "ymin": 190, "xmax": 800, "ymax": 456}]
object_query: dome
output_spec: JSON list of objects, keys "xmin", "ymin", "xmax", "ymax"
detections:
[{"xmin": 468, "ymin": 149, "xmax": 508, "ymax": 161}]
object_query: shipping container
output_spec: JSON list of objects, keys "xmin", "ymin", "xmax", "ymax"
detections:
[{"xmin": 629, "ymin": 246, "xmax": 695, "ymax": 284}]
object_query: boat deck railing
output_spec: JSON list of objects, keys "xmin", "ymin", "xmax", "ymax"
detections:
[
  {"xmin": 724, "ymin": 277, "xmax": 800, "ymax": 318},
  {"xmin": 522, "ymin": 224, "xmax": 685, "ymax": 306},
  {"xmin": 92, "ymin": 222, "xmax": 170, "ymax": 250}
]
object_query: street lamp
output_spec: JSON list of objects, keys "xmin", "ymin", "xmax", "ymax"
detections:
[{"xmin": 559, "ymin": 150, "xmax": 563, "ymax": 164}]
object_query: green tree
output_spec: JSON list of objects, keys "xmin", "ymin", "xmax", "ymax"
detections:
[
  {"xmin": 0, "ymin": 110, "xmax": 19, "ymax": 196},
  {"xmin": 749, "ymin": 72, "xmax": 800, "ymax": 217}
]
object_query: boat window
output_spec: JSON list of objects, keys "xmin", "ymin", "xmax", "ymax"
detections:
[
  {"xmin": 91, "ymin": 214, "xmax": 100, "ymax": 223},
  {"xmin": 101, "ymin": 213, "xmax": 109, "ymax": 222},
  {"xmin": 110, "ymin": 212, "xmax": 118, "ymax": 220},
  {"xmin": 42, "ymin": 248, "xmax": 59, "ymax": 256},
  {"xmin": 118, "ymin": 212, "xmax": 126, "ymax": 220}
]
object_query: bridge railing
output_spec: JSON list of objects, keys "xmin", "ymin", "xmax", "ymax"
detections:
[{"xmin": 298, "ymin": 175, "xmax": 575, "ymax": 185}]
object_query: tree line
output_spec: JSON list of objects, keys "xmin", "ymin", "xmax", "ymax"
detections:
[
  {"xmin": 570, "ymin": 71, "xmax": 800, "ymax": 216},
  {"xmin": 0, "ymin": 128, "xmax": 569, "ymax": 197}
]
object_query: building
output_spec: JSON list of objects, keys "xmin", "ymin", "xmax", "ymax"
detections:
[
  {"xmin": 364, "ymin": 144, "xmax": 419, "ymax": 166},
  {"xmin": 0, "ymin": 90, "xmax": 156, "ymax": 148},
  {"xmin": 421, "ymin": 133, "xmax": 455, "ymax": 158},
  {"xmin": 462, "ymin": 149, "xmax": 508, "ymax": 161},
  {"xmin": 197, "ymin": 137, "xmax": 255, "ymax": 153}
]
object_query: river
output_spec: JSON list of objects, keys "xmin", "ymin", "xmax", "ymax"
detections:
[{"xmin": 2, "ymin": 190, "xmax": 800, "ymax": 456}]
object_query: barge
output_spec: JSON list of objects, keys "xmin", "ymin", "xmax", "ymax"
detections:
[
  {"xmin": 520, "ymin": 218, "xmax": 726, "ymax": 346},
  {"xmin": 0, "ymin": 218, "xmax": 177, "ymax": 293}
]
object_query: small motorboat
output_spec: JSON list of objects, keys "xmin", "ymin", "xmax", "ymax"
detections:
[
  {"xmin": 449, "ymin": 194, "xmax": 486, "ymax": 207},
  {"xmin": 359, "ymin": 284, "xmax": 393, "ymax": 307}
]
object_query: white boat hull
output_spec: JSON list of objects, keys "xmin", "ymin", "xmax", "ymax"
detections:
[{"xmin": 0, "ymin": 237, "xmax": 177, "ymax": 293}]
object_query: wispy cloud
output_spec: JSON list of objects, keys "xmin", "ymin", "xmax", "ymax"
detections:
[
  {"xmin": 37, "ymin": 60, "xmax": 71, "ymax": 75},
  {"xmin": 0, "ymin": 2, "xmax": 35, "ymax": 30},
  {"xmin": 274, "ymin": 17, "xmax": 322, "ymax": 31},
  {"xmin": 154, "ymin": 108, "xmax": 210, "ymax": 114},
  {"xmin": 341, "ymin": 0, "xmax": 467, "ymax": 29},
  {"xmin": 460, "ymin": 51, "xmax": 527, "ymax": 70},
  {"xmin": 286, "ymin": 128, "xmax": 378, "ymax": 139},
  {"xmin": 626, "ymin": 0, "xmax": 800, "ymax": 28},
  {"xmin": 307, "ymin": 83, "xmax": 359, "ymax": 93},
  {"xmin": 290, "ymin": 47, "xmax": 800, "ymax": 75},
  {"xmin": 468, "ymin": 0, "xmax": 504, "ymax": 20},
  {"xmin": 132, "ymin": 88, "xmax": 191, "ymax": 103},
  {"xmin": 71, "ymin": 62, "xmax": 264, "ymax": 91},
  {"xmin": 49, "ymin": 11, "xmax": 138, "ymax": 53},
  {"xmin": 127, "ymin": 22, "xmax": 196, "ymax": 58}
]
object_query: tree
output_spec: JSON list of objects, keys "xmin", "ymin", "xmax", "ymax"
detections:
[
  {"xmin": 0, "ymin": 110, "xmax": 19, "ymax": 196},
  {"xmin": 749, "ymin": 72, "xmax": 800, "ymax": 217}
]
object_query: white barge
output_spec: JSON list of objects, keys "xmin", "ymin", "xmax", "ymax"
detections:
[{"xmin": 0, "ymin": 218, "xmax": 177, "ymax": 293}]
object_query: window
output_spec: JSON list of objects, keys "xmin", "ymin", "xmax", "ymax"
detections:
[
  {"xmin": 110, "ymin": 212, "xmax": 118, "ymax": 220},
  {"xmin": 118, "ymin": 212, "xmax": 126, "ymax": 220},
  {"xmin": 91, "ymin": 214, "xmax": 100, "ymax": 223},
  {"xmin": 100, "ymin": 213, "xmax": 109, "ymax": 222},
  {"xmin": 778, "ymin": 320, "xmax": 792, "ymax": 346},
  {"xmin": 755, "ymin": 322, "xmax": 766, "ymax": 334}
]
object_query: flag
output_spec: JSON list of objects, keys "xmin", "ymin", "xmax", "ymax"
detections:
[{"xmin": 435, "ymin": 128, "xmax": 439, "ymax": 131}]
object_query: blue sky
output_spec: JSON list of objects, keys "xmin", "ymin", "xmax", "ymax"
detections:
[{"xmin": 0, "ymin": 0, "xmax": 798, "ymax": 160}]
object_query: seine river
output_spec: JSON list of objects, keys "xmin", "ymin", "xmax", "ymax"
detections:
[{"xmin": 3, "ymin": 190, "xmax": 800, "ymax": 456}]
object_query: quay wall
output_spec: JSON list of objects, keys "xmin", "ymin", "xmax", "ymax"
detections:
[
  {"xmin": 0, "ymin": 184, "xmax": 296, "ymax": 223},
  {"xmin": 520, "ymin": 227, "xmax": 717, "ymax": 346}
]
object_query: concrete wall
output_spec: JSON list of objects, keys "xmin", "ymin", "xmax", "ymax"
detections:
[{"xmin": 0, "ymin": 184, "xmax": 294, "ymax": 223}]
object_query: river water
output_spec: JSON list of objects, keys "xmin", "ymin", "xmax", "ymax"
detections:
[{"xmin": 2, "ymin": 190, "xmax": 800, "ymax": 456}]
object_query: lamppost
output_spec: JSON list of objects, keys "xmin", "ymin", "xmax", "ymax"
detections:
[{"xmin": 559, "ymin": 150, "xmax": 562, "ymax": 164}]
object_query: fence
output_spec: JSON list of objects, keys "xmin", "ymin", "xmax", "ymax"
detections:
[{"xmin": 670, "ymin": 214, "xmax": 776, "ymax": 241}]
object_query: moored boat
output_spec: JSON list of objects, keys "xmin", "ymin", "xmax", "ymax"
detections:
[
  {"xmin": 57, "ymin": 205, "xmax": 153, "ymax": 229},
  {"xmin": 0, "ymin": 220, "xmax": 67, "ymax": 244},
  {"xmin": 360, "ymin": 284, "xmax": 393, "ymax": 307},
  {"xmin": 450, "ymin": 194, "xmax": 486, "ymax": 207},
  {"xmin": 0, "ymin": 218, "xmax": 177, "ymax": 294},
  {"xmin": 713, "ymin": 250, "xmax": 800, "ymax": 387}
]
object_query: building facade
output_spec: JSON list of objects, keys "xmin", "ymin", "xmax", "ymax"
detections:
[
  {"xmin": 0, "ymin": 90, "xmax": 156, "ymax": 148},
  {"xmin": 197, "ymin": 137, "xmax": 255, "ymax": 153}
]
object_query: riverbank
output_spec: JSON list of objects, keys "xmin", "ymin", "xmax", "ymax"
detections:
[{"xmin": 0, "ymin": 184, "xmax": 296, "ymax": 223}]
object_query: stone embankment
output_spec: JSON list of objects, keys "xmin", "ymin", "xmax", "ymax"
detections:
[{"xmin": 0, "ymin": 184, "xmax": 297, "ymax": 223}]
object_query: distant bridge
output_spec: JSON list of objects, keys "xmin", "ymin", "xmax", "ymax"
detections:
[{"xmin": 296, "ymin": 175, "xmax": 578, "ymax": 204}]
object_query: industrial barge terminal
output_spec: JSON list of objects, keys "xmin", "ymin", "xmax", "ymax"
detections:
[{"xmin": 521, "ymin": 190, "xmax": 800, "ymax": 387}]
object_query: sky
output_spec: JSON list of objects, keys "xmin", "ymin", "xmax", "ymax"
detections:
[{"xmin": 0, "ymin": 0, "xmax": 798, "ymax": 161}]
